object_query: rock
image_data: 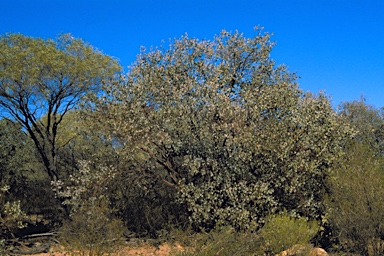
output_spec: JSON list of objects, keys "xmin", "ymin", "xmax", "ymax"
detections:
[
  {"xmin": 311, "ymin": 247, "xmax": 328, "ymax": 256},
  {"xmin": 276, "ymin": 244, "xmax": 328, "ymax": 256}
]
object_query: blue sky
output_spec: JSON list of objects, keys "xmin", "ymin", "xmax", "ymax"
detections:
[{"xmin": 1, "ymin": 0, "xmax": 383, "ymax": 108}]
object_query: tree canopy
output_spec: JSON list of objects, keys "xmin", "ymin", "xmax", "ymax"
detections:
[
  {"xmin": 90, "ymin": 28, "xmax": 353, "ymax": 230},
  {"xmin": 0, "ymin": 33, "xmax": 121, "ymax": 180}
]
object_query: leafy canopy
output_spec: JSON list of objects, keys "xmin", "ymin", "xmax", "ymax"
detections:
[
  {"xmin": 92, "ymin": 28, "xmax": 353, "ymax": 230},
  {"xmin": 0, "ymin": 33, "xmax": 121, "ymax": 180}
]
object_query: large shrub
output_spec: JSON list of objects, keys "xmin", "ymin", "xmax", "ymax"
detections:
[
  {"xmin": 90, "ymin": 28, "xmax": 353, "ymax": 231},
  {"xmin": 327, "ymin": 143, "xmax": 384, "ymax": 256}
]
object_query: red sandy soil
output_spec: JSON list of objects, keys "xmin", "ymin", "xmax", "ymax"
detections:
[{"xmin": 24, "ymin": 242, "xmax": 184, "ymax": 256}]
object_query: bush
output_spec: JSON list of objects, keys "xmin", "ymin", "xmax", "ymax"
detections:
[
  {"xmin": 327, "ymin": 143, "xmax": 384, "ymax": 256},
  {"xmin": 53, "ymin": 161, "xmax": 125, "ymax": 255},
  {"xmin": 110, "ymin": 174, "xmax": 189, "ymax": 238},
  {"xmin": 260, "ymin": 214, "xmax": 319, "ymax": 255},
  {"xmin": 92, "ymin": 28, "xmax": 352, "ymax": 232},
  {"xmin": 0, "ymin": 185, "xmax": 27, "ymax": 236},
  {"xmin": 58, "ymin": 200, "xmax": 124, "ymax": 256},
  {"xmin": 0, "ymin": 185, "xmax": 28, "ymax": 255},
  {"xmin": 173, "ymin": 225, "xmax": 263, "ymax": 256}
]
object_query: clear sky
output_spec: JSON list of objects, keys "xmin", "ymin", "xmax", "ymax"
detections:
[{"xmin": 1, "ymin": 0, "xmax": 383, "ymax": 108}]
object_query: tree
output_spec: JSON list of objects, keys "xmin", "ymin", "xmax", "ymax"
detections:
[
  {"xmin": 46, "ymin": 110, "xmax": 118, "ymax": 178},
  {"xmin": 338, "ymin": 97, "xmax": 384, "ymax": 156},
  {"xmin": 91, "ymin": 28, "xmax": 352, "ymax": 231},
  {"xmin": 0, "ymin": 33, "xmax": 121, "ymax": 181}
]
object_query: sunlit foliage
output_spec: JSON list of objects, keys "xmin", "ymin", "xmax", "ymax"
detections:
[
  {"xmin": 0, "ymin": 33, "xmax": 121, "ymax": 180},
  {"xmin": 90, "ymin": 28, "xmax": 353, "ymax": 230}
]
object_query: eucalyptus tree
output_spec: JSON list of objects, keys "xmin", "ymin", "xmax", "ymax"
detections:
[
  {"xmin": 0, "ymin": 33, "xmax": 121, "ymax": 181},
  {"xmin": 93, "ymin": 28, "xmax": 352, "ymax": 230}
]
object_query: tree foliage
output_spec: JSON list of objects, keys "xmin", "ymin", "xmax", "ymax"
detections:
[
  {"xmin": 339, "ymin": 97, "xmax": 384, "ymax": 155},
  {"xmin": 328, "ymin": 143, "xmax": 384, "ymax": 256},
  {"xmin": 327, "ymin": 101, "xmax": 384, "ymax": 255},
  {"xmin": 0, "ymin": 119, "xmax": 38, "ymax": 185},
  {"xmin": 0, "ymin": 33, "xmax": 121, "ymax": 181},
  {"xmin": 91, "ymin": 28, "xmax": 352, "ymax": 231}
]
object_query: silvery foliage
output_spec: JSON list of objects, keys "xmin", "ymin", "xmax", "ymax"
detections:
[
  {"xmin": 52, "ymin": 160, "xmax": 117, "ymax": 214},
  {"xmin": 0, "ymin": 185, "xmax": 27, "ymax": 230},
  {"xmin": 93, "ymin": 28, "xmax": 353, "ymax": 230}
]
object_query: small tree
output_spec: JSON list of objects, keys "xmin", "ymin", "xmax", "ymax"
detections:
[{"xmin": 0, "ymin": 33, "xmax": 121, "ymax": 181}]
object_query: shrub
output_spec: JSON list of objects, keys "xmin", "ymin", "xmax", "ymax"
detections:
[
  {"xmin": 0, "ymin": 185, "xmax": 28, "ymax": 255},
  {"xmin": 0, "ymin": 185, "xmax": 27, "ymax": 235},
  {"xmin": 260, "ymin": 214, "xmax": 319, "ymax": 255},
  {"xmin": 92, "ymin": 28, "xmax": 352, "ymax": 232},
  {"xmin": 327, "ymin": 143, "xmax": 384, "ymax": 256},
  {"xmin": 58, "ymin": 200, "xmax": 124, "ymax": 256},
  {"xmin": 173, "ymin": 225, "xmax": 264, "ymax": 256},
  {"xmin": 109, "ymin": 173, "xmax": 189, "ymax": 238},
  {"xmin": 53, "ymin": 161, "xmax": 124, "ymax": 255}
]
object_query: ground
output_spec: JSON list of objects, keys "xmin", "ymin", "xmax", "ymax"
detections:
[{"xmin": 24, "ymin": 242, "xmax": 184, "ymax": 256}]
